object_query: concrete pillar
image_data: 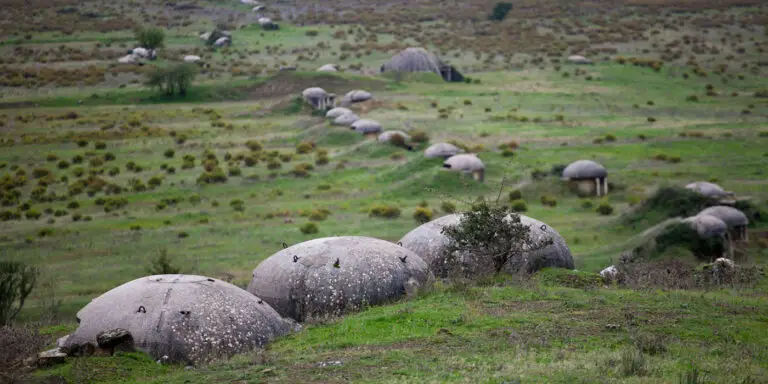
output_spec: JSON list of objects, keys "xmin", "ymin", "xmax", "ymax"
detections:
[
  {"xmin": 604, "ymin": 178, "xmax": 609, "ymax": 195},
  {"xmin": 595, "ymin": 178, "xmax": 601, "ymax": 196}
]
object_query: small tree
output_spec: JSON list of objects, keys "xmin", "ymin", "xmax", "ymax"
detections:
[
  {"xmin": 489, "ymin": 2, "xmax": 513, "ymax": 21},
  {"xmin": 146, "ymin": 249, "xmax": 181, "ymax": 275},
  {"xmin": 441, "ymin": 199, "xmax": 547, "ymax": 276},
  {"xmin": 135, "ymin": 27, "xmax": 165, "ymax": 50},
  {"xmin": 146, "ymin": 63, "xmax": 198, "ymax": 97},
  {"xmin": 0, "ymin": 261, "xmax": 39, "ymax": 326}
]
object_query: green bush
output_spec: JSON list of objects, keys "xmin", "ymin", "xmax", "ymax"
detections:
[
  {"xmin": 300, "ymin": 222, "xmax": 319, "ymax": 234},
  {"xmin": 197, "ymin": 168, "xmax": 228, "ymax": 184},
  {"xmin": 245, "ymin": 140, "xmax": 263, "ymax": 151},
  {"xmin": 441, "ymin": 201, "xmax": 457, "ymax": 213},
  {"xmin": 134, "ymin": 26, "xmax": 165, "ymax": 50},
  {"xmin": 413, "ymin": 207, "xmax": 433, "ymax": 224},
  {"xmin": 296, "ymin": 141, "xmax": 315, "ymax": 154},
  {"xmin": 655, "ymin": 223, "xmax": 725, "ymax": 261},
  {"xmin": 369, "ymin": 204, "xmax": 401, "ymax": 219},
  {"xmin": 410, "ymin": 131, "xmax": 429, "ymax": 143},
  {"xmin": 164, "ymin": 149, "xmax": 175, "ymax": 158},
  {"xmin": 540, "ymin": 195, "xmax": 557, "ymax": 207},
  {"xmin": 146, "ymin": 63, "xmax": 197, "ymax": 97},
  {"xmin": 596, "ymin": 202, "xmax": 614, "ymax": 215},
  {"xmin": 623, "ymin": 186, "xmax": 716, "ymax": 225},
  {"xmin": 581, "ymin": 200, "xmax": 594, "ymax": 209},
  {"xmin": 25, "ymin": 209, "xmax": 42, "ymax": 220},
  {"xmin": 0, "ymin": 261, "xmax": 38, "ymax": 325},
  {"xmin": 510, "ymin": 199, "xmax": 527, "ymax": 212},
  {"xmin": 508, "ymin": 190, "xmax": 522, "ymax": 201},
  {"xmin": 489, "ymin": 2, "xmax": 513, "ymax": 21}
]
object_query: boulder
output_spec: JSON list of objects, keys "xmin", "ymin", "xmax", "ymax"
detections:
[
  {"xmin": 567, "ymin": 55, "xmax": 593, "ymax": 65},
  {"xmin": 600, "ymin": 265, "xmax": 618, "ymax": 282},
  {"xmin": 96, "ymin": 328, "xmax": 135, "ymax": 354},
  {"xmin": 37, "ymin": 348, "xmax": 67, "ymax": 367}
]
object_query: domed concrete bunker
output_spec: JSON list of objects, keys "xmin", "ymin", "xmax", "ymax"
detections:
[
  {"xmin": 63, "ymin": 275, "xmax": 291, "ymax": 365},
  {"xmin": 398, "ymin": 214, "xmax": 574, "ymax": 276},
  {"xmin": 247, "ymin": 236, "xmax": 432, "ymax": 322}
]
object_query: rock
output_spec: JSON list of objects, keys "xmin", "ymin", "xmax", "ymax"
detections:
[
  {"xmin": 600, "ymin": 265, "xmax": 618, "ymax": 283},
  {"xmin": 37, "ymin": 348, "xmax": 67, "ymax": 367},
  {"xmin": 56, "ymin": 334, "xmax": 70, "ymax": 349},
  {"xmin": 96, "ymin": 328, "xmax": 135, "ymax": 355}
]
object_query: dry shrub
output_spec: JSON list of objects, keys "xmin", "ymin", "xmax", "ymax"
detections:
[{"xmin": 0, "ymin": 325, "xmax": 46, "ymax": 380}]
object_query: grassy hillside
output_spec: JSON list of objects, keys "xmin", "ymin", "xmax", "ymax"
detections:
[{"xmin": 1, "ymin": 0, "xmax": 767, "ymax": 382}]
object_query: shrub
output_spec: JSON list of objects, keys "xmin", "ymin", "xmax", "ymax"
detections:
[
  {"xmin": 413, "ymin": 207, "xmax": 433, "ymax": 224},
  {"xmin": 655, "ymin": 223, "xmax": 725, "ymax": 261},
  {"xmin": 540, "ymin": 195, "xmax": 557, "ymax": 207},
  {"xmin": 135, "ymin": 26, "xmax": 165, "ymax": 50},
  {"xmin": 441, "ymin": 201, "xmax": 456, "ymax": 213},
  {"xmin": 77, "ymin": 140, "xmax": 88, "ymax": 148},
  {"xmin": 581, "ymin": 200, "xmax": 594, "ymax": 209},
  {"xmin": 95, "ymin": 141, "xmax": 107, "ymax": 150},
  {"xmin": 410, "ymin": 131, "xmax": 429, "ymax": 143},
  {"xmin": 489, "ymin": 2, "xmax": 513, "ymax": 21},
  {"xmin": 369, "ymin": 204, "xmax": 401, "ymax": 219},
  {"xmin": 197, "ymin": 168, "xmax": 228, "ymax": 184},
  {"xmin": 164, "ymin": 149, "xmax": 175, "ymax": 158},
  {"xmin": 623, "ymin": 186, "xmax": 715, "ymax": 225},
  {"xmin": 148, "ymin": 175, "xmax": 163, "ymax": 187},
  {"xmin": 25, "ymin": 209, "xmax": 41, "ymax": 220},
  {"xmin": 296, "ymin": 141, "xmax": 315, "ymax": 154},
  {"xmin": 442, "ymin": 199, "xmax": 544, "ymax": 276},
  {"xmin": 228, "ymin": 167, "xmax": 242, "ymax": 176},
  {"xmin": 67, "ymin": 201, "xmax": 80, "ymax": 209},
  {"xmin": 246, "ymin": 140, "xmax": 263, "ymax": 151},
  {"xmin": 510, "ymin": 199, "xmax": 528, "ymax": 212},
  {"xmin": 308, "ymin": 208, "xmax": 331, "ymax": 221},
  {"xmin": 596, "ymin": 202, "xmax": 614, "ymax": 215},
  {"xmin": 146, "ymin": 63, "xmax": 197, "ymax": 97},
  {"xmin": 508, "ymin": 190, "xmax": 523, "ymax": 201},
  {"xmin": 146, "ymin": 249, "xmax": 180, "ymax": 274},
  {"xmin": 0, "ymin": 261, "xmax": 38, "ymax": 325},
  {"xmin": 300, "ymin": 222, "xmax": 319, "ymax": 234}
]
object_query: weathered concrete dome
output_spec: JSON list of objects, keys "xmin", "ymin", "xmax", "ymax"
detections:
[
  {"xmin": 686, "ymin": 182, "xmax": 729, "ymax": 198},
  {"xmin": 443, "ymin": 154, "xmax": 484, "ymax": 173},
  {"xmin": 183, "ymin": 55, "xmax": 202, "ymax": 63},
  {"xmin": 63, "ymin": 275, "xmax": 290, "ymax": 364},
  {"xmin": 398, "ymin": 214, "xmax": 574, "ymax": 275},
  {"xmin": 214, "ymin": 36, "xmax": 231, "ymax": 47},
  {"xmin": 333, "ymin": 112, "xmax": 359, "ymax": 126},
  {"xmin": 118, "ymin": 55, "xmax": 137, "ymax": 64},
  {"xmin": 567, "ymin": 55, "xmax": 593, "ymax": 64},
  {"xmin": 302, "ymin": 87, "xmax": 327, "ymax": 100},
  {"xmin": 317, "ymin": 64, "xmax": 338, "ymax": 72},
  {"xmin": 380, "ymin": 47, "xmax": 464, "ymax": 82},
  {"xmin": 699, "ymin": 206, "xmax": 748, "ymax": 228},
  {"xmin": 351, "ymin": 119, "xmax": 383, "ymax": 134},
  {"xmin": 132, "ymin": 47, "xmax": 150, "ymax": 58},
  {"xmin": 684, "ymin": 214, "xmax": 728, "ymax": 238},
  {"xmin": 425, "ymin": 143, "xmax": 463, "ymax": 159},
  {"xmin": 343, "ymin": 90, "xmax": 372, "ymax": 103},
  {"xmin": 562, "ymin": 160, "xmax": 607, "ymax": 179},
  {"xmin": 247, "ymin": 237, "xmax": 432, "ymax": 321},
  {"xmin": 257, "ymin": 17, "xmax": 272, "ymax": 26},
  {"xmin": 326, "ymin": 107, "xmax": 352, "ymax": 119},
  {"xmin": 378, "ymin": 130, "xmax": 410, "ymax": 143}
]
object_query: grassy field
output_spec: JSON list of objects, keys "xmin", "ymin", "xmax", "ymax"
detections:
[{"xmin": 1, "ymin": 0, "xmax": 768, "ymax": 382}]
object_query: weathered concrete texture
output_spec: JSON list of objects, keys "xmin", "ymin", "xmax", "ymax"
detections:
[
  {"xmin": 64, "ymin": 275, "xmax": 291, "ymax": 365},
  {"xmin": 247, "ymin": 236, "xmax": 432, "ymax": 322},
  {"xmin": 685, "ymin": 181, "xmax": 729, "ymax": 198},
  {"xmin": 699, "ymin": 206, "xmax": 748, "ymax": 228},
  {"xmin": 684, "ymin": 214, "xmax": 728, "ymax": 238},
  {"xmin": 424, "ymin": 142, "xmax": 463, "ymax": 159},
  {"xmin": 378, "ymin": 131, "xmax": 410, "ymax": 143},
  {"xmin": 398, "ymin": 214, "xmax": 574, "ymax": 276},
  {"xmin": 326, "ymin": 107, "xmax": 352, "ymax": 119},
  {"xmin": 351, "ymin": 119, "xmax": 383, "ymax": 134},
  {"xmin": 343, "ymin": 89, "xmax": 372, "ymax": 104},
  {"xmin": 562, "ymin": 160, "xmax": 607, "ymax": 179}
]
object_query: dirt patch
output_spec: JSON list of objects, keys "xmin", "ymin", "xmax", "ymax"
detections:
[{"xmin": 239, "ymin": 72, "xmax": 387, "ymax": 101}]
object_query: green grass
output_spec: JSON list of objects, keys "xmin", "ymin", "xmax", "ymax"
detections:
[{"xmin": 2, "ymin": 10, "xmax": 768, "ymax": 382}]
